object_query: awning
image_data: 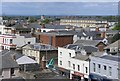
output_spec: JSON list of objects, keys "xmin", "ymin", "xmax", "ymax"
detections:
[{"xmin": 16, "ymin": 56, "xmax": 37, "ymax": 65}]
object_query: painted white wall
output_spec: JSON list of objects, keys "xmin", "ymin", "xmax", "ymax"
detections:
[
  {"xmin": 58, "ymin": 47, "xmax": 89, "ymax": 79},
  {"xmin": 23, "ymin": 49, "xmax": 40, "ymax": 64},
  {"xmin": 58, "ymin": 47, "xmax": 76, "ymax": 70},
  {"xmin": 2, "ymin": 69, "xmax": 11, "ymax": 79},
  {"xmin": 90, "ymin": 56, "xmax": 119, "ymax": 79},
  {"xmin": 2, "ymin": 68, "xmax": 19, "ymax": 79},
  {"xmin": 70, "ymin": 58, "xmax": 89, "ymax": 78},
  {"xmin": 0, "ymin": 34, "xmax": 36, "ymax": 50}
]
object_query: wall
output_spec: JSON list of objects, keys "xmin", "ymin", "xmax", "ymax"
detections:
[
  {"xmin": 90, "ymin": 56, "xmax": 119, "ymax": 79},
  {"xmin": 39, "ymin": 34, "xmax": 73, "ymax": 47},
  {"xmin": 56, "ymin": 36, "xmax": 73, "ymax": 47},
  {"xmin": 70, "ymin": 58, "xmax": 89, "ymax": 78},
  {"xmin": 2, "ymin": 69, "xmax": 11, "ymax": 79}
]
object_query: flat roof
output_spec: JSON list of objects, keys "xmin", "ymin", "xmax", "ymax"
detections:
[{"xmin": 100, "ymin": 55, "xmax": 120, "ymax": 62}]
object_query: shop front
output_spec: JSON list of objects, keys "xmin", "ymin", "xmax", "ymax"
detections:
[
  {"xmin": 72, "ymin": 71, "xmax": 84, "ymax": 81},
  {"xmin": 89, "ymin": 73, "xmax": 112, "ymax": 81},
  {"xmin": 58, "ymin": 67, "xmax": 70, "ymax": 78}
]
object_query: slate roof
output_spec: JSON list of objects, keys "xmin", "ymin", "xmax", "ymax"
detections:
[
  {"xmin": 27, "ymin": 23, "xmax": 78, "ymax": 29},
  {"xmin": 1, "ymin": 53, "xmax": 19, "ymax": 69},
  {"xmin": 77, "ymin": 31, "xmax": 101, "ymax": 37},
  {"xmin": 64, "ymin": 44, "xmax": 98, "ymax": 53},
  {"xmin": 105, "ymin": 39, "xmax": 120, "ymax": 49},
  {"xmin": 83, "ymin": 46, "xmax": 98, "ymax": 53},
  {"xmin": 106, "ymin": 30, "xmax": 119, "ymax": 34},
  {"xmin": 72, "ymin": 54, "xmax": 89, "ymax": 61},
  {"xmin": 74, "ymin": 40, "xmax": 101, "ymax": 46},
  {"xmin": 19, "ymin": 33, "xmax": 33, "ymax": 38},
  {"xmin": 22, "ymin": 43, "xmax": 57, "ymax": 51},
  {"xmin": 100, "ymin": 55, "xmax": 120, "ymax": 62}
]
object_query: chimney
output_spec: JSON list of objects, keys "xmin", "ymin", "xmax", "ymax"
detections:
[
  {"xmin": 72, "ymin": 27, "xmax": 75, "ymax": 31},
  {"xmin": 96, "ymin": 27, "xmax": 99, "ymax": 32},
  {"xmin": 31, "ymin": 28, "xmax": 35, "ymax": 36},
  {"xmin": 41, "ymin": 56, "xmax": 47, "ymax": 69},
  {"xmin": 42, "ymin": 24, "xmax": 45, "ymax": 28},
  {"xmin": 101, "ymin": 32, "xmax": 106, "ymax": 38},
  {"xmin": 11, "ymin": 28, "xmax": 16, "ymax": 35},
  {"xmin": 11, "ymin": 54, "xmax": 16, "ymax": 61},
  {"xmin": 37, "ymin": 28, "xmax": 41, "ymax": 33}
]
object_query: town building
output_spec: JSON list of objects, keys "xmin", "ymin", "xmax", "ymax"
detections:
[
  {"xmin": 0, "ymin": 51, "xmax": 19, "ymax": 79},
  {"xmin": 0, "ymin": 34, "xmax": 36, "ymax": 51},
  {"xmin": 22, "ymin": 43, "xmax": 58, "ymax": 66},
  {"xmin": 89, "ymin": 54, "xmax": 120, "ymax": 81},
  {"xmin": 0, "ymin": 25, "xmax": 31, "ymax": 35},
  {"xmin": 60, "ymin": 18, "xmax": 108, "ymax": 28},
  {"xmin": 35, "ymin": 32, "xmax": 73, "ymax": 47},
  {"xmin": 58, "ymin": 44, "xmax": 98, "ymax": 81},
  {"xmin": 104, "ymin": 39, "xmax": 120, "ymax": 55},
  {"xmin": 75, "ymin": 40, "xmax": 107, "ymax": 52}
]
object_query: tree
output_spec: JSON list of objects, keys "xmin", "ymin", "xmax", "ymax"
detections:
[
  {"xmin": 28, "ymin": 17, "xmax": 37, "ymax": 23},
  {"xmin": 112, "ymin": 22, "xmax": 120, "ymax": 30}
]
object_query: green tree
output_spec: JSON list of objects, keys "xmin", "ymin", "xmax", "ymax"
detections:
[
  {"xmin": 28, "ymin": 17, "xmax": 37, "ymax": 23},
  {"xmin": 112, "ymin": 22, "xmax": 120, "ymax": 30}
]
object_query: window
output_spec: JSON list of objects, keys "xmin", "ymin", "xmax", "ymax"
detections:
[
  {"xmin": 68, "ymin": 61, "xmax": 71, "ymax": 67},
  {"xmin": 98, "ymin": 64, "xmax": 101, "ymax": 73},
  {"xmin": 73, "ymin": 64, "xmax": 75, "ymax": 70},
  {"xmin": 60, "ymin": 61, "xmax": 62, "ymax": 65},
  {"xmin": 78, "ymin": 65, "xmax": 80, "ymax": 71},
  {"xmin": 60, "ymin": 52, "xmax": 62, "ymax": 55},
  {"xmin": 109, "ymin": 66, "xmax": 112, "ymax": 76},
  {"xmin": 11, "ymin": 68, "xmax": 14, "ymax": 75},
  {"xmin": 10, "ymin": 39, "xmax": 13, "ymax": 44},
  {"xmin": 93, "ymin": 63, "xmax": 96, "ymax": 72},
  {"xmin": 104, "ymin": 65, "xmax": 107, "ymax": 70},
  {"xmin": 28, "ymin": 42, "xmax": 31, "ymax": 44},
  {"xmin": 69, "ymin": 53, "xmax": 71, "ymax": 57},
  {"xmin": 85, "ymin": 67, "xmax": 88, "ymax": 73}
]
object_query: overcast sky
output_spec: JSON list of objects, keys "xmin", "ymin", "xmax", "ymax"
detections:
[
  {"xmin": 1, "ymin": 0, "xmax": 120, "ymax": 2},
  {"xmin": 0, "ymin": 1, "xmax": 119, "ymax": 16}
]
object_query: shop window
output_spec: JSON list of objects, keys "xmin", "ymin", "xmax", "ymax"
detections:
[
  {"xmin": 60, "ymin": 61, "xmax": 62, "ymax": 65},
  {"xmin": 73, "ymin": 64, "xmax": 75, "ymax": 70},
  {"xmin": 78, "ymin": 65, "xmax": 80, "ymax": 71}
]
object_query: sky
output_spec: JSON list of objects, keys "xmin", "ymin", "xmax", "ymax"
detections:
[
  {"xmin": 1, "ymin": 0, "xmax": 120, "ymax": 2},
  {"xmin": 0, "ymin": 1, "xmax": 119, "ymax": 16}
]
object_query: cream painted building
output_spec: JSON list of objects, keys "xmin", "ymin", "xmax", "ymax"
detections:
[{"xmin": 60, "ymin": 19, "xmax": 108, "ymax": 28}]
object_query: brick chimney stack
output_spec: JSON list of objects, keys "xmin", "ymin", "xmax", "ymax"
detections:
[
  {"xmin": 101, "ymin": 31, "xmax": 106, "ymax": 38},
  {"xmin": 96, "ymin": 27, "xmax": 99, "ymax": 32},
  {"xmin": 42, "ymin": 24, "xmax": 45, "ymax": 28},
  {"xmin": 41, "ymin": 56, "xmax": 46, "ymax": 69}
]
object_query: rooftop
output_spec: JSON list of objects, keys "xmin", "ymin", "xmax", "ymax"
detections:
[
  {"xmin": 35, "ymin": 32, "xmax": 74, "ymax": 36},
  {"xmin": 105, "ymin": 39, "xmax": 120, "ymax": 49},
  {"xmin": 74, "ymin": 40, "xmax": 101, "ymax": 46},
  {"xmin": 64, "ymin": 44, "xmax": 98, "ymax": 53},
  {"xmin": 0, "ymin": 50, "xmax": 19, "ymax": 69},
  {"xmin": 22, "ymin": 43, "xmax": 57, "ymax": 51},
  {"xmin": 100, "ymin": 55, "xmax": 120, "ymax": 62},
  {"xmin": 72, "ymin": 54, "xmax": 89, "ymax": 61}
]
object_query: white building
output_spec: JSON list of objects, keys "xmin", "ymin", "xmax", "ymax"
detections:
[
  {"xmin": 90, "ymin": 54, "xmax": 120, "ymax": 81},
  {"xmin": 58, "ymin": 44, "xmax": 98, "ymax": 81},
  {"xmin": 0, "ymin": 34, "xmax": 36, "ymax": 51}
]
